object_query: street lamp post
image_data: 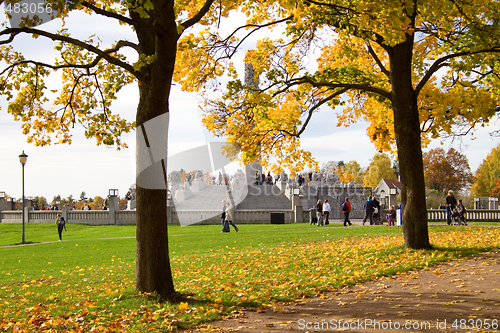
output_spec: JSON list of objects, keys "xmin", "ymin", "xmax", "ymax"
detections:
[{"xmin": 19, "ymin": 151, "xmax": 28, "ymax": 244}]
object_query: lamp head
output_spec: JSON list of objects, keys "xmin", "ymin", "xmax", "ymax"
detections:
[{"xmin": 19, "ymin": 150, "xmax": 28, "ymax": 166}]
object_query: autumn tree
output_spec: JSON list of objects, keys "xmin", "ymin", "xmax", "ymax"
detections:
[
  {"xmin": 0, "ymin": 0, "xmax": 232, "ymax": 299},
  {"xmin": 52, "ymin": 195, "xmax": 61, "ymax": 206},
  {"xmin": 471, "ymin": 144, "xmax": 500, "ymax": 197},
  {"xmin": 422, "ymin": 148, "xmax": 473, "ymax": 194},
  {"xmin": 338, "ymin": 160, "xmax": 364, "ymax": 184},
  {"xmin": 321, "ymin": 160, "xmax": 340, "ymax": 175},
  {"xmin": 488, "ymin": 178, "xmax": 500, "ymax": 198},
  {"xmin": 32, "ymin": 196, "xmax": 48, "ymax": 208},
  {"xmin": 320, "ymin": 160, "xmax": 363, "ymax": 183},
  {"xmin": 177, "ymin": 0, "xmax": 500, "ymax": 248},
  {"xmin": 363, "ymin": 153, "xmax": 395, "ymax": 189},
  {"xmin": 66, "ymin": 195, "xmax": 75, "ymax": 205},
  {"xmin": 93, "ymin": 196, "xmax": 105, "ymax": 208}
]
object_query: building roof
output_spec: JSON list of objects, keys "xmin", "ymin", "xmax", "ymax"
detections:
[{"xmin": 382, "ymin": 179, "xmax": 401, "ymax": 191}]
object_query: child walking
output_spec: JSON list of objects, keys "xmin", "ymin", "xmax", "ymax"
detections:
[{"xmin": 387, "ymin": 205, "xmax": 396, "ymax": 226}]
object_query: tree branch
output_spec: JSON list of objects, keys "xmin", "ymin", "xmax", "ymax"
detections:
[
  {"xmin": 273, "ymin": 75, "xmax": 392, "ymax": 101},
  {"xmin": 295, "ymin": 88, "xmax": 349, "ymax": 136},
  {"xmin": 416, "ymin": 47, "xmax": 500, "ymax": 95},
  {"xmin": 0, "ymin": 27, "xmax": 143, "ymax": 80},
  {"xmin": 81, "ymin": 1, "xmax": 134, "ymax": 25},
  {"xmin": 366, "ymin": 42, "xmax": 390, "ymax": 78},
  {"xmin": 180, "ymin": 0, "xmax": 215, "ymax": 32}
]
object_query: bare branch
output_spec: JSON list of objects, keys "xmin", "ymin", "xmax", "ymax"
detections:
[
  {"xmin": 0, "ymin": 27, "xmax": 143, "ymax": 80},
  {"xmin": 296, "ymin": 88, "xmax": 349, "ymax": 136},
  {"xmin": 366, "ymin": 42, "xmax": 390, "ymax": 78}
]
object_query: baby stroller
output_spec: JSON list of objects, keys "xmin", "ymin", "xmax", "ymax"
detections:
[{"xmin": 451, "ymin": 209, "xmax": 466, "ymax": 225}]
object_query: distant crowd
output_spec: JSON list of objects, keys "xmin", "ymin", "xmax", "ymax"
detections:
[{"xmin": 30, "ymin": 203, "xmax": 108, "ymax": 211}]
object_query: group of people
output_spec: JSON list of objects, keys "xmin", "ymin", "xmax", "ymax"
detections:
[
  {"xmin": 311, "ymin": 196, "xmax": 398, "ymax": 227},
  {"xmin": 312, "ymin": 198, "xmax": 353, "ymax": 227},
  {"xmin": 32, "ymin": 204, "xmax": 58, "ymax": 211},
  {"xmin": 362, "ymin": 196, "xmax": 380, "ymax": 225},
  {"xmin": 313, "ymin": 199, "xmax": 331, "ymax": 226},
  {"xmin": 445, "ymin": 190, "xmax": 467, "ymax": 225},
  {"xmin": 254, "ymin": 172, "xmax": 275, "ymax": 185}
]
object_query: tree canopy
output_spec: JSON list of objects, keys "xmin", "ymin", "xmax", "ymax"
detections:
[
  {"xmin": 363, "ymin": 153, "xmax": 395, "ymax": 189},
  {"xmin": 177, "ymin": 0, "xmax": 500, "ymax": 161},
  {"xmin": 321, "ymin": 160, "xmax": 364, "ymax": 184},
  {"xmin": 423, "ymin": 147, "xmax": 473, "ymax": 194},
  {"xmin": 471, "ymin": 144, "xmax": 500, "ymax": 197},
  {"xmin": 176, "ymin": 0, "xmax": 500, "ymax": 248}
]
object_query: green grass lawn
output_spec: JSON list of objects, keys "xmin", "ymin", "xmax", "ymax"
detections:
[{"xmin": 1, "ymin": 223, "xmax": 499, "ymax": 332}]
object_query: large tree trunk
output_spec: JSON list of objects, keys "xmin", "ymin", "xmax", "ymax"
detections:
[
  {"xmin": 389, "ymin": 36, "xmax": 431, "ymax": 249},
  {"xmin": 134, "ymin": 0, "xmax": 178, "ymax": 300}
]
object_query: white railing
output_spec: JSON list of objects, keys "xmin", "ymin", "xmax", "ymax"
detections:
[
  {"xmin": 0, "ymin": 211, "xmax": 22, "ymax": 223},
  {"xmin": 2, "ymin": 209, "xmax": 500, "ymax": 225},
  {"xmin": 27, "ymin": 211, "xmax": 60, "ymax": 224}
]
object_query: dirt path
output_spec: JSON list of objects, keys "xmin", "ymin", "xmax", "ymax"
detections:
[{"xmin": 188, "ymin": 249, "xmax": 500, "ymax": 332}]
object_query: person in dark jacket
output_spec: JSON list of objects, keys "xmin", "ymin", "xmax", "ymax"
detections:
[
  {"xmin": 362, "ymin": 197, "xmax": 375, "ymax": 226},
  {"xmin": 55, "ymin": 213, "xmax": 66, "ymax": 241},
  {"xmin": 445, "ymin": 190, "xmax": 457, "ymax": 225},
  {"xmin": 316, "ymin": 200, "xmax": 324, "ymax": 226}
]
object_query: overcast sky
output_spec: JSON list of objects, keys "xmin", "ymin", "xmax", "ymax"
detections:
[{"xmin": 1, "ymin": 8, "xmax": 499, "ymax": 201}]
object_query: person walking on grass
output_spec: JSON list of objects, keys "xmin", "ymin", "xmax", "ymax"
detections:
[
  {"xmin": 225, "ymin": 201, "xmax": 239, "ymax": 232},
  {"xmin": 55, "ymin": 213, "xmax": 66, "ymax": 241},
  {"xmin": 342, "ymin": 197, "xmax": 352, "ymax": 226},
  {"xmin": 220, "ymin": 200, "xmax": 229, "ymax": 232},
  {"xmin": 323, "ymin": 200, "xmax": 331, "ymax": 225},
  {"xmin": 362, "ymin": 197, "xmax": 375, "ymax": 226},
  {"xmin": 316, "ymin": 200, "xmax": 324, "ymax": 226}
]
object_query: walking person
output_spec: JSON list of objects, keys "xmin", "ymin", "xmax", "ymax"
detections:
[
  {"xmin": 323, "ymin": 200, "xmax": 331, "ymax": 225},
  {"xmin": 225, "ymin": 202, "xmax": 239, "ymax": 232},
  {"xmin": 445, "ymin": 190, "xmax": 457, "ymax": 225},
  {"xmin": 316, "ymin": 200, "xmax": 324, "ymax": 226},
  {"xmin": 362, "ymin": 197, "xmax": 374, "ymax": 225},
  {"xmin": 55, "ymin": 213, "xmax": 66, "ymax": 241},
  {"xmin": 342, "ymin": 197, "xmax": 352, "ymax": 226},
  {"xmin": 220, "ymin": 200, "xmax": 229, "ymax": 232}
]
